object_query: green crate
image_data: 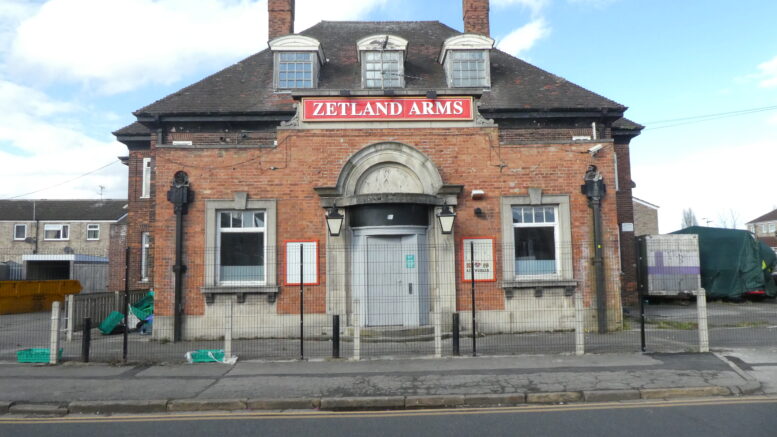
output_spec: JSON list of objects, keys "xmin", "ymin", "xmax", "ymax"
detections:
[
  {"xmin": 186, "ymin": 349, "xmax": 225, "ymax": 363},
  {"xmin": 17, "ymin": 348, "xmax": 62, "ymax": 363}
]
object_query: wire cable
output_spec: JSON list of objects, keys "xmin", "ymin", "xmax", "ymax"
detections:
[{"xmin": 1, "ymin": 160, "xmax": 120, "ymax": 200}]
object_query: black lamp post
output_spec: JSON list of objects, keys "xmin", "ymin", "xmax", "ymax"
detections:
[
  {"xmin": 581, "ymin": 165, "xmax": 607, "ymax": 334},
  {"xmin": 325, "ymin": 206, "xmax": 344, "ymax": 237},
  {"xmin": 437, "ymin": 205, "xmax": 456, "ymax": 234},
  {"xmin": 167, "ymin": 171, "xmax": 193, "ymax": 342}
]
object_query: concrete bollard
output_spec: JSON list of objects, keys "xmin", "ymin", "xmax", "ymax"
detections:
[
  {"xmin": 224, "ymin": 299, "xmax": 233, "ymax": 359},
  {"xmin": 696, "ymin": 289, "xmax": 709, "ymax": 353},
  {"xmin": 433, "ymin": 312, "xmax": 442, "ymax": 358},
  {"xmin": 65, "ymin": 294, "xmax": 74, "ymax": 342},
  {"xmin": 574, "ymin": 289, "xmax": 585, "ymax": 356},
  {"xmin": 352, "ymin": 312, "xmax": 361, "ymax": 361},
  {"xmin": 49, "ymin": 301, "xmax": 61, "ymax": 364}
]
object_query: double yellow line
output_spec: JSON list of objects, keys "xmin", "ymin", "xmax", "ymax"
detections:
[{"xmin": 2, "ymin": 396, "xmax": 776, "ymax": 425}]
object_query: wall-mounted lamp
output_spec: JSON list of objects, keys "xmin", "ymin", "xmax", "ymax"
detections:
[
  {"xmin": 474, "ymin": 207, "xmax": 485, "ymax": 217},
  {"xmin": 436, "ymin": 205, "xmax": 456, "ymax": 234},
  {"xmin": 426, "ymin": 90, "xmax": 437, "ymax": 99},
  {"xmin": 325, "ymin": 206, "xmax": 344, "ymax": 237}
]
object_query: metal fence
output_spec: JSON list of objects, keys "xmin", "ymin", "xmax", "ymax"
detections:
[{"xmin": 1, "ymin": 240, "xmax": 775, "ymax": 364}]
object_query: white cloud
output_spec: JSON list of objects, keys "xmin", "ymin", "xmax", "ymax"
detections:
[
  {"xmin": 496, "ymin": 18, "xmax": 550, "ymax": 56},
  {"xmin": 0, "ymin": 80, "xmax": 126, "ymax": 199},
  {"xmin": 492, "ymin": 0, "xmax": 549, "ymax": 17},
  {"xmin": 0, "ymin": 0, "xmax": 39, "ymax": 55},
  {"xmin": 632, "ymin": 140, "xmax": 777, "ymax": 233},
  {"xmin": 755, "ymin": 55, "xmax": 777, "ymax": 88},
  {"xmin": 6, "ymin": 0, "xmax": 387, "ymax": 94}
]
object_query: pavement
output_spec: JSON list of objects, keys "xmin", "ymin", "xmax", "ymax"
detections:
[{"xmin": 0, "ymin": 350, "xmax": 770, "ymax": 416}]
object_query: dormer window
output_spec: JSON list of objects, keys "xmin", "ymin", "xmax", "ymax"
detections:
[
  {"xmin": 357, "ymin": 35, "xmax": 408, "ymax": 89},
  {"xmin": 439, "ymin": 34, "xmax": 494, "ymax": 88},
  {"xmin": 269, "ymin": 35, "xmax": 325, "ymax": 89},
  {"xmin": 278, "ymin": 52, "xmax": 315, "ymax": 88}
]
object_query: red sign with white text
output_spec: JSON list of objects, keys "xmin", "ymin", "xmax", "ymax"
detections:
[{"xmin": 301, "ymin": 97, "xmax": 473, "ymax": 122}]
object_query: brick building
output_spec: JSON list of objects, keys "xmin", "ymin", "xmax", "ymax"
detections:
[
  {"xmin": 114, "ymin": 0, "xmax": 643, "ymax": 340},
  {"xmin": 746, "ymin": 209, "xmax": 777, "ymax": 252},
  {"xmin": 632, "ymin": 197, "xmax": 659, "ymax": 236},
  {"xmin": 0, "ymin": 199, "xmax": 127, "ymax": 292}
]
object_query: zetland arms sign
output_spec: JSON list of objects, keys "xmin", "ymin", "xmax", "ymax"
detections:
[{"xmin": 301, "ymin": 97, "xmax": 473, "ymax": 122}]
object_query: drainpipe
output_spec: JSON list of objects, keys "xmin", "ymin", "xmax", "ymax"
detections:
[
  {"xmin": 581, "ymin": 165, "xmax": 607, "ymax": 333},
  {"xmin": 33, "ymin": 201, "xmax": 39, "ymax": 254},
  {"xmin": 167, "ymin": 171, "xmax": 194, "ymax": 342}
]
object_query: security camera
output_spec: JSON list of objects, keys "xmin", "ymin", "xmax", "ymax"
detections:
[{"xmin": 588, "ymin": 144, "xmax": 604, "ymax": 156}]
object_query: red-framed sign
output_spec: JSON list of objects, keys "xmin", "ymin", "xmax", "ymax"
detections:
[
  {"xmin": 301, "ymin": 96, "xmax": 474, "ymax": 122},
  {"xmin": 461, "ymin": 237, "xmax": 497, "ymax": 283},
  {"xmin": 284, "ymin": 240, "xmax": 319, "ymax": 286}
]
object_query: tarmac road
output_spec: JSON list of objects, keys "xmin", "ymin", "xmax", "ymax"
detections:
[{"xmin": 1, "ymin": 397, "xmax": 776, "ymax": 437}]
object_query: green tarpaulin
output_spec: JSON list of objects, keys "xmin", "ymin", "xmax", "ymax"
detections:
[{"xmin": 672, "ymin": 227, "xmax": 777, "ymax": 299}]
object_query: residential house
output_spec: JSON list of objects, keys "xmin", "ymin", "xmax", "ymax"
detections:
[
  {"xmin": 746, "ymin": 208, "xmax": 777, "ymax": 252},
  {"xmin": 0, "ymin": 199, "xmax": 127, "ymax": 292}
]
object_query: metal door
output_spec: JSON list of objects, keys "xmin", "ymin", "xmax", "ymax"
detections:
[{"xmin": 364, "ymin": 235, "xmax": 419, "ymax": 326}]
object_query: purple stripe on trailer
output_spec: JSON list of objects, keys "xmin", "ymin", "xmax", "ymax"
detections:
[{"xmin": 649, "ymin": 251, "xmax": 700, "ymax": 275}]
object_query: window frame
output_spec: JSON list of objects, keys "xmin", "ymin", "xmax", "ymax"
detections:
[
  {"xmin": 43, "ymin": 224, "xmax": 70, "ymax": 241},
  {"xmin": 769, "ymin": 223, "xmax": 776, "ymax": 233},
  {"xmin": 216, "ymin": 210, "xmax": 267, "ymax": 286},
  {"xmin": 511, "ymin": 206, "xmax": 561, "ymax": 279},
  {"xmin": 501, "ymin": 194, "xmax": 572, "ymax": 283},
  {"xmin": 203, "ymin": 198, "xmax": 277, "ymax": 292},
  {"xmin": 361, "ymin": 50, "xmax": 404, "ymax": 89},
  {"xmin": 86, "ymin": 223, "xmax": 100, "ymax": 240},
  {"xmin": 141, "ymin": 157, "xmax": 151, "ymax": 198},
  {"xmin": 274, "ymin": 51, "xmax": 318, "ymax": 89},
  {"xmin": 445, "ymin": 49, "xmax": 490, "ymax": 88},
  {"xmin": 140, "ymin": 232, "xmax": 151, "ymax": 282},
  {"xmin": 13, "ymin": 224, "xmax": 27, "ymax": 241}
]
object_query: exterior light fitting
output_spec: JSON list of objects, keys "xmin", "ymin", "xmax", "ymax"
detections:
[
  {"xmin": 326, "ymin": 206, "xmax": 344, "ymax": 237},
  {"xmin": 437, "ymin": 204, "xmax": 456, "ymax": 234}
]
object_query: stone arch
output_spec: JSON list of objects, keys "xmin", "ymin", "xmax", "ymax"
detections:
[{"xmin": 336, "ymin": 142, "xmax": 443, "ymax": 198}]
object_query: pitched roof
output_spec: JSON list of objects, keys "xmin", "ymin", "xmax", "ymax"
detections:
[
  {"xmin": 746, "ymin": 209, "xmax": 777, "ymax": 224},
  {"xmin": 0, "ymin": 200, "xmax": 127, "ymax": 221},
  {"xmin": 613, "ymin": 118, "xmax": 644, "ymax": 131},
  {"xmin": 113, "ymin": 122, "xmax": 151, "ymax": 136},
  {"xmin": 134, "ymin": 21, "xmax": 626, "ymax": 118}
]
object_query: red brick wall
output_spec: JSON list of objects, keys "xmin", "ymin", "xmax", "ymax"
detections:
[
  {"xmin": 125, "ymin": 149, "xmax": 155, "ymax": 292},
  {"xmin": 148, "ymin": 126, "xmax": 622, "ymax": 318},
  {"xmin": 614, "ymin": 140, "xmax": 637, "ymax": 304}
]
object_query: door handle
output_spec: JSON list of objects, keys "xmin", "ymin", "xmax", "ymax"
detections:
[{"xmin": 408, "ymin": 283, "xmax": 413, "ymax": 295}]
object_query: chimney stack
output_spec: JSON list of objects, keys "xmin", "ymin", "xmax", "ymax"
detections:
[
  {"xmin": 462, "ymin": 0, "xmax": 490, "ymax": 36},
  {"xmin": 268, "ymin": 0, "xmax": 295, "ymax": 40}
]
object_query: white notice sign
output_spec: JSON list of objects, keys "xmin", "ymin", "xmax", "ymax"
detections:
[
  {"xmin": 285, "ymin": 241, "xmax": 318, "ymax": 285},
  {"xmin": 462, "ymin": 237, "xmax": 496, "ymax": 282}
]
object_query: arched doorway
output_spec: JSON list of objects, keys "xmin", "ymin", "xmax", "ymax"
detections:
[{"xmin": 315, "ymin": 142, "xmax": 461, "ymax": 327}]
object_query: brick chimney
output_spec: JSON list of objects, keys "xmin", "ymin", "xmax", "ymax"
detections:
[
  {"xmin": 268, "ymin": 0, "xmax": 295, "ymax": 40},
  {"xmin": 462, "ymin": 0, "xmax": 490, "ymax": 36}
]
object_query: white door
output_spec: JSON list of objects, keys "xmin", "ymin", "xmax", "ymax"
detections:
[{"xmin": 361, "ymin": 234, "xmax": 420, "ymax": 326}]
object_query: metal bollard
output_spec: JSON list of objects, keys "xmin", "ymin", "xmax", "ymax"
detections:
[
  {"xmin": 452, "ymin": 313, "xmax": 460, "ymax": 356},
  {"xmin": 81, "ymin": 317, "xmax": 92, "ymax": 362},
  {"xmin": 332, "ymin": 315, "xmax": 340, "ymax": 359}
]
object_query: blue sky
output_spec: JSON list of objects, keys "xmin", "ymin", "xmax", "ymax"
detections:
[{"xmin": 1, "ymin": 0, "xmax": 775, "ymax": 232}]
